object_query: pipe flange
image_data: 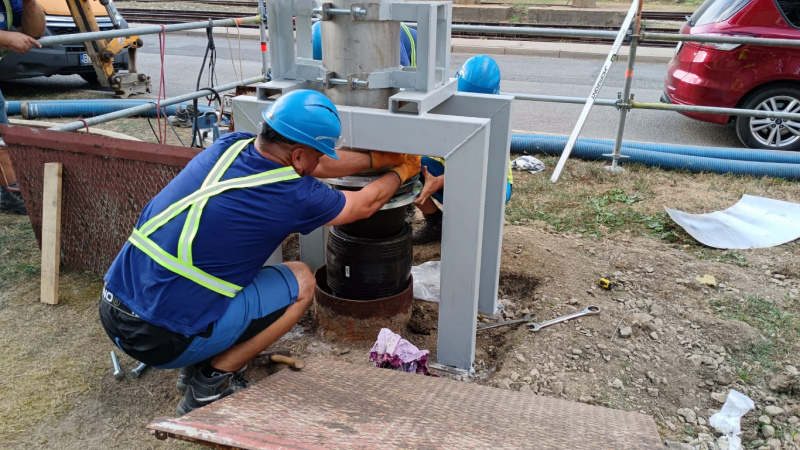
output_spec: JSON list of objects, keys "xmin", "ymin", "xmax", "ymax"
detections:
[
  {"xmin": 321, "ymin": 173, "xmax": 419, "ymax": 189},
  {"xmin": 380, "ymin": 181, "xmax": 421, "ymax": 210}
]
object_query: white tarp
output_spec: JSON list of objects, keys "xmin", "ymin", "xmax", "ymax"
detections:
[{"xmin": 664, "ymin": 195, "xmax": 800, "ymax": 249}]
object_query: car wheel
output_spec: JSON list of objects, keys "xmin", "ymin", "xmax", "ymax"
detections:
[
  {"xmin": 79, "ymin": 73, "xmax": 100, "ymax": 84},
  {"xmin": 735, "ymin": 85, "xmax": 800, "ymax": 151}
]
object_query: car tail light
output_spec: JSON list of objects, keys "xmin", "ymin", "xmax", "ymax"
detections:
[{"xmin": 693, "ymin": 33, "xmax": 756, "ymax": 51}]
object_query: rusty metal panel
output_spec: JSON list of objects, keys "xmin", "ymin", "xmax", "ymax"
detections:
[
  {"xmin": 148, "ymin": 358, "xmax": 663, "ymax": 449},
  {"xmin": 1, "ymin": 125, "xmax": 200, "ymax": 276}
]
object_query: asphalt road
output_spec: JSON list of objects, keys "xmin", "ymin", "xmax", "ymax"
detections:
[{"xmin": 5, "ymin": 34, "xmax": 742, "ymax": 147}]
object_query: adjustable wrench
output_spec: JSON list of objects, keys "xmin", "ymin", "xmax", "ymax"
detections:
[{"xmin": 528, "ymin": 306, "xmax": 601, "ymax": 332}]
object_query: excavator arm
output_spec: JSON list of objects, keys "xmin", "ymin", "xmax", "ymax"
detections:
[{"xmin": 66, "ymin": 0, "xmax": 151, "ymax": 97}]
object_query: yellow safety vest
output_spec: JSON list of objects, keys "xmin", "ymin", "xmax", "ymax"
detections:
[
  {"xmin": 431, "ymin": 156, "xmax": 514, "ymax": 185},
  {"xmin": 1, "ymin": 0, "xmax": 13, "ymax": 60},
  {"xmin": 127, "ymin": 138, "xmax": 300, "ymax": 297},
  {"xmin": 401, "ymin": 23, "xmax": 416, "ymax": 68}
]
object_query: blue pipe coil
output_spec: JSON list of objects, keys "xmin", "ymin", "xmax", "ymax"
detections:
[
  {"xmin": 5, "ymin": 100, "xmax": 214, "ymax": 119},
  {"xmin": 514, "ymin": 134, "xmax": 800, "ymax": 165},
  {"xmin": 510, "ymin": 134, "xmax": 800, "ymax": 180}
]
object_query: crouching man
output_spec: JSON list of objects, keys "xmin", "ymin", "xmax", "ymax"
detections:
[{"xmin": 99, "ymin": 90, "xmax": 419, "ymax": 415}]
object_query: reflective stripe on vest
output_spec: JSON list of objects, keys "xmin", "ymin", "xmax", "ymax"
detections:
[
  {"xmin": 128, "ymin": 138, "xmax": 301, "ymax": 297},
  {"xmin": 401, "ymin": 23, "xmax": 416, "ymax": 68},
  {"xmin": 1, "ymin": 0, "xmax": 13, "ymax": 60}
]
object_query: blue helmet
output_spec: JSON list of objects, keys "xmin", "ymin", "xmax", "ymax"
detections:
[
  {"xmin": 312, "ymin": 21, "xmax": 322, "ymax": 61},
  {"xmin": 262, "ymin": 90, "xmax": 342, "ymax": 159},
  {"xmin": 456, "ymin": 55, "xmax": 501, "ymax": 94}
]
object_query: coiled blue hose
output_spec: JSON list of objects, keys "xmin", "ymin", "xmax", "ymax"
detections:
[
  {"xmin": 510, "ymin": 134, "xmax": 800, "ymax": 181},
  {"xmin": 515, "ymin": 134, "xmax": 800, "ymax": 165},
  {"xmin": 5, "ymin": 100, "xmax": 214, "ymax": 119}
]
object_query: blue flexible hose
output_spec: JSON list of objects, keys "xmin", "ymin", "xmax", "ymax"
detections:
[
  {"xmin": 513, "ymin": 134, "xmax": 800, "ymax": 165},
  {"xmin": 510, "ymin": 134, "xmax": 800, "ymax": 180},
  {"xmin": 5, "ymin": 100, "xmax": 215, "ymax": 119}
]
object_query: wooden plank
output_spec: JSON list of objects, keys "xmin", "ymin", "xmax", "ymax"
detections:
[{"xmin": 40, "ymin": 163, "xmax": 63, "ymax": 305}]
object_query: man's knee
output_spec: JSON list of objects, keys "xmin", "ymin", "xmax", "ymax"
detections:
[{"xmin": 282, "ymin": 261, "xmax": 315, "ymax": 304}]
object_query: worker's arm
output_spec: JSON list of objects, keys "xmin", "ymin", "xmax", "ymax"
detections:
[
  {"xmin": 326, "ymin": 155, "xmax": 420, "ymax": 226},
  {"xmin": 20, "ymin": 0, "xmax": 46, "ymax": 39},
  {"xmin": 0, "ymin": 30, "xmax": 41, "ymax": 53},
  {"xmin": 413, "ymin": 166, "xmax": 444, "ymax": 207},
  {"xmin": 312, "ymin": 150, "xmax": 405, "ymax": 179}
]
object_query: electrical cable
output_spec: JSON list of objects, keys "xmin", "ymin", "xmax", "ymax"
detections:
[{"xmin": 192, "ymin": 22, "xmax": 217, "ymax": 148}]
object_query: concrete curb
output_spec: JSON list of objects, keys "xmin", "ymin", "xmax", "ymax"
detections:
[{"xmin": 129, "ymin": 23, "xmax": 673, "ymax": 64}]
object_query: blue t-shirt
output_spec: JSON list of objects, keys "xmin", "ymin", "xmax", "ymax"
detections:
[
  {"xmin": 400, "ymin": 25, "xmax": 417, "ymax": 68},
  {"xmin": 1, "ymin": 0, "xmax": 23, "ymax": 30},
  {"xmin": 104, "ymin": 132, "xmax": 345, "ymax": 335}
]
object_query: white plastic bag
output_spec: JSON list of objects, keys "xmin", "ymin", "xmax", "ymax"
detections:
[
  {"xmin": 511, "ymin": 156, "xmax": 546, "ymax": 174},
  {"xmin": 411, "ymin": 261, "xmax": 440, "ymax": 303},
  {"xmin": 709, "ymin": 390, "xmax": 755, "ymax": 450}
]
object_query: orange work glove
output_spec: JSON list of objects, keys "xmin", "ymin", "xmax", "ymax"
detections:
[
  {"xmin": 369, "ymin": 151, "xmax": 405, "ymax": 169},
  {"xmin": 389, "ymin": 155, "xmax": 422, "ymax": 184}
]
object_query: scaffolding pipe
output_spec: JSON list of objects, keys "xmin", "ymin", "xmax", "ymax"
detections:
[
  {"xmin": 449, "ymin": 24, "xmax": 618, "ymax": 40},
  {"xmin": 258, "ymin": 0, "xmax": 269, "ymax": 78},
  {"xmin": 608, "ymin": 30, "xmax": 640, "ymax": 171},
  {"xmin": 505, "ymin": 93, "xmax": 618, "ymax": 107},
  {"xmin": 50, "ymin": 75, "xmax": 265, "ymax": 132},
  {"xmin": 509, "ymin": 93, "xmax": 800, "ymax": 121},
  {"xmin": 642, "ymin": 32, "xmax": 800, "ymax": 48},
  {"xmin": 37, "ymin": 16, "xmax": 260, "ymax": 47}
]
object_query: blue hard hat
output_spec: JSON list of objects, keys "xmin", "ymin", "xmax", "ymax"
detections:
[
  {"xmin": 456, "ymin": 55, "xmax": 501, "ymax": 94},
  {"xmin": 262, "ymin": 90, "xmax": 342, "ymax": 159},
  {"xmin": 312, "ymin": 21, "xmax": 322, "ymax": 61}
]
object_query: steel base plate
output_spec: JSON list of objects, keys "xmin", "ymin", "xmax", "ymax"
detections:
[{"xmin": 148, "ymin": 358, "xmax": 662, "ymax": 449}]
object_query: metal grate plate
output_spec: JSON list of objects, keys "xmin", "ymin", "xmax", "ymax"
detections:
[
  {"xmin": 148, "ymin": 358, "xmax": 663, "ymax": 449},
  {"xmin": 1, "ymin": 126, "xmax": 199, "ymax": 276}
]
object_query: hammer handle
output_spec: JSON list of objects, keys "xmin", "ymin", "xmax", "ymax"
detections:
[{"xmin": 271, "ymin": 354, "xmax": 306, "ymax": 369}]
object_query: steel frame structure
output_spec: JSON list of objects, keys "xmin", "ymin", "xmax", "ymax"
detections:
[{"xmin": 232, "ymin": 0, "xmax": 512, "ymax": 371}]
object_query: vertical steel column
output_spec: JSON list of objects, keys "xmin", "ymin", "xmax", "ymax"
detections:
[
  {"xmin": 430, "ymin": 93, "xmax": 513, "ymax": 316},
  {"xmin": 321, "ymin": 0, "xmax": 400, "ymax": 108},
  {"xmin": 258, "ymin": 0, "xmax": 269, "ymax": 78}
]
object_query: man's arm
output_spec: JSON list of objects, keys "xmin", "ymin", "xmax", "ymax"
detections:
[
  {"xmin": 20, "ymin": 0, "xmax": 46, "ymax": 39},
  {"xmin": 326, "ymin": 155, "xmax": 420, "ymax": 226},
  {"xmin": 312, "ymin": 150, "xmax": 405, "ymax": 179}
]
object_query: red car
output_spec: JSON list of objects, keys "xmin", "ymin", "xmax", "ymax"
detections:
[{"xmin": 663, "ymin": 0, "xmax": 800, "ymax": 150}]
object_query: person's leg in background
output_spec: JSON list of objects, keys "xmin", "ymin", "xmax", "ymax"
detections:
[{"xmin": 0, "ymin": 89, "xmax": 27, "ymax": 215}]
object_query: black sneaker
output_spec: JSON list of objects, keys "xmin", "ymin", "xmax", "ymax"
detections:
[
  {"xmin": 176, "ymin": 365, "xmax": 195, "ymax": 392},
  {"xmin": 176, "ymin": 370, "xmax": 234, "ymax": 416},
  {"xmin": 412, "ymin": 211, "xmax": 443, "ymax": 245},
  {"xmin": 0, "ymin": 183, "xmax": 27, "ymax": 215},
  {"xmin": 230, "ymin": 365, "xmax": 252, "ymax": 392}
]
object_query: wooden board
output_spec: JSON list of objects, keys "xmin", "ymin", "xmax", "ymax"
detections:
[{"xmin": 40, "ymin": 163, "xmax": 63, "ymax": 305}]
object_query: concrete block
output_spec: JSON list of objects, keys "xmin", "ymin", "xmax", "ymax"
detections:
[
  {"xmin": 573, "ymin": 0, "xmax": 597, "ymax": 8},
  {"xmin": 454, "ymin": 0, "xmax": 480, "ymax": 5},
  {"xmin": 453, "ymin": 5, "xmax": 512, "ymax": 23},
  {"xmin": 526, "ymin": 6, "xmax": 627, "ymax": 27}
]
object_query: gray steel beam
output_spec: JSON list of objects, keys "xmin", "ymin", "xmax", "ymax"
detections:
[{"xmin": 430, "ymin": 93, "xmax": 513, "ymax": 316}]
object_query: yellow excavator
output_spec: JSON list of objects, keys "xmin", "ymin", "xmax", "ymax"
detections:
[{"xmin": 63, "ymin": 0, "xmax": 150, "ymax": 97}]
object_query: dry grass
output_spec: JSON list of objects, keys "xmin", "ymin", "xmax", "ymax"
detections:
[{"xmin": 507, "ymin": 156, "xmax": 800, "ymax": 245}]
